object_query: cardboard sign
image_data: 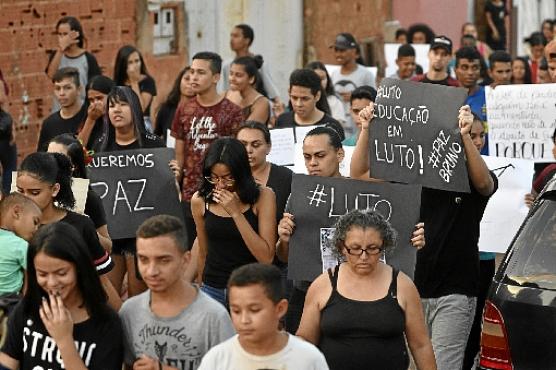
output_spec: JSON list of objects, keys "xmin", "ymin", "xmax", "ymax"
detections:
[
  {"xmin": 479, "ymin": 155, "xmax": 534, "ymax": 253},
  {"xmin": 486, "ymin": 84, "xmax": 556, "ymax": 162},
  {"xmin": 287, "ymin": 174, "xmax": 422, "ymax": 281},
  {"xmin": 370, "ymin": 78, "xmax": 470, "ymax": 192},
  {"xmin": 88, "ymin": 148, "xmax": 183, "ymax": 239}
]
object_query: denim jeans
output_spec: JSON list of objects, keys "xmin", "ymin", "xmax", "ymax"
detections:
[
  {"xmin": 422, "ymin": 294, "xmax": 477, "ymax": 370},
  {"xmin": 201, "ymin": 284, "xmax": 227, "ymax": 307}
]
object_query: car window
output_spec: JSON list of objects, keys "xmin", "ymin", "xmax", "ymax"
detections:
[{"xmin": 504, "ymin": 196, "xmax": 556, "ymax": 291}]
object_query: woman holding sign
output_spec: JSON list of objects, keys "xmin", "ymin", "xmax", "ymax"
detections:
[
  {"xmin": 296, "ymin": 209, "xmax": 436, "ymax": 370},
  {"xmin": 94, "ymin": 86, "xmax": 164, "ymax": 298},
  {"xmin": 191, "ymin": 137, "xmax": 277, "ymax": 306}
]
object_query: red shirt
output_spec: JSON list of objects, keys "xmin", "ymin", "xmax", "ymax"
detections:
[{"xmin": 171, "ymin": 97, "xmax": 243, "ymax": 201}]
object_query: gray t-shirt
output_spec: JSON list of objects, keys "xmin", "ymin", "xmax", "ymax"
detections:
[
  {"xmin": 51, "ymin": 53, "xmax": 89, "ymax": 112},
  {"xmin": 198, "ymin": 334, "xmax": 329, "ymax": 370},
  {"xmin": 119, "ymin": 287, "xmax": 235, "ymax": 370}
]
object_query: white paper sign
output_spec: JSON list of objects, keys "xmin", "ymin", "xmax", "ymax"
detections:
[
  {"xmin": 479, "ymin": 156, "xmax": 534, "ymax": 253},
  {"xmin": 267, "ymin": 128, "xmax": 295, "ymax": 165},
  {"xmin": 384, "ymin": 43, "xmax": 430, "ymax": 79},
  {"xmin": 486, "ymin": 84, "xmax": 556, "ymax": 162}
]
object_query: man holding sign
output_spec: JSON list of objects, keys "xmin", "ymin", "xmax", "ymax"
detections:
[{"xmin": 352, "ymin": 99, "xmax": 497, "ymax": 370}]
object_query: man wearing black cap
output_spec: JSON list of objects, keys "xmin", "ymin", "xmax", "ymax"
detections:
[
  {"xmin": 412, "ymin": 36, "xmax": 459, "ymax": 87},
  {"xmin": 329, "ymin": 32, "xmax": 375, "ymax": 136}
]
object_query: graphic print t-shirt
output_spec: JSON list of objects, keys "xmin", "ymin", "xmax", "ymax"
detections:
[
  {"xmin": 119, "ymin": 288, "xmax": 235, "ymax": 370},
  {"xmin": 2, "ymin": 302, "xmax": 123, "ymax": 370},
  {"xmin": 170, "ymin": 97, "xmax": 243, "ymax": 201}
]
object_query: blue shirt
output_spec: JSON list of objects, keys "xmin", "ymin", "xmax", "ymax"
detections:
[{"xmin": 465, "ymin": 86, "xmax": 489, "ymax": 155}]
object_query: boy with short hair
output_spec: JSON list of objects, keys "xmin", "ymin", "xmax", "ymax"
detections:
[
  {"xmin": 488, "ymin": 50, "xmax": 512, "ymax": 87},
  {"xmin": 198, "ymin": 263, "xmax": 329, "ymax": 370},
  {"xmin": 37, "ymin": 67, "xmax": 87, "ymax": 151},
  {"xmin": 389, "ymin": 44, "xmax": 417, "ymax": 80},
  {"xmin": 0, "ymin": 193, "xmax": 41, "ymax": 299}
]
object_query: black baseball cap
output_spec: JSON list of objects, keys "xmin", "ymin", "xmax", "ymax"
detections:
[
  {"xmin": 430, "ymin": 36, "xmax": 452, "ymax": 54},
  {"xmin": 330, "ymin": 33, "xmax": 358, "ymax": 50}
]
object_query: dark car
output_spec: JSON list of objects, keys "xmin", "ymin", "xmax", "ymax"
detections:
[{"xmin": 479, "ymin": 179, "xmax": 556, "ymax": 370}]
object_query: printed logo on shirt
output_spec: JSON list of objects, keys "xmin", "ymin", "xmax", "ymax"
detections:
[
  {"xmin": 190, "ymin": 116, "xmax": 217, "ymax": 152},
  {"xmin": 22, "ymin": 320, "xmax": 97, "ymax": 369},
  {"xmin": 136, "ymin": 323, "xmax": 202, "ymax": 370}
]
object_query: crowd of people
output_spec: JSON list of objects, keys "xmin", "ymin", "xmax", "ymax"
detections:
[{"xmin": 0, "ymin": 6, "xmax": 555, "ymax": 370}]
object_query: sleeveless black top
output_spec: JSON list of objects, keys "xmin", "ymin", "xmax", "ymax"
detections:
[
  {"xmin": 203, "ymin": 205, "xmax": 259, "ymax": 288},
  {"xmin": 319, "ymin": 265, "xmax": 409, "ymax": 370}
]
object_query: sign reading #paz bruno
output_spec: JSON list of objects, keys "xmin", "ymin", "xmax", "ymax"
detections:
[
  {"xmin": 88, "ymin": 148, "xmax": 184, "ymax": 240},
  {"xmin": 370, "ymin": 78, "xmax": 470, "ymax": 193}
]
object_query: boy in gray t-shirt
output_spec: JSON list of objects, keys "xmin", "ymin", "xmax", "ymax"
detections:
[{"xmin": 120, "ymin": 215, "xmax": 234, "ymax": 370}]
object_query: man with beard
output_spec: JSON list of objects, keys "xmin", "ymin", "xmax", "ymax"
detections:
[{"xmin": 412, "ymin": 36, "xmax": 460, "ymax": 87}]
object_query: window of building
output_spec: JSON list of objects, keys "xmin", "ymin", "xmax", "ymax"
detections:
[{"xmin": 153, "ymin": 7, "xmax": 176, "ymax": 55}]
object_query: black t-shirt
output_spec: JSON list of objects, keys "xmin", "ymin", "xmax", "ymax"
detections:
[
  {"xmin": 37, "ymin": 104, "xmax": 88, "ymax": 151},
  {"xmin": 86, "ymin": 117, "xmax": 105, "ymax": 150},
  {"xmin": 485, "ymin": 1, "xmax": 507, "ymax": 37},
  {"xmin": 58, "ymin": 211, "xmax": 113, "ymax": 275},
  {"xmin": 2, "ymin": 302, "xmax": 123, "ymax": 370},
  {"xmin": 414, "ymin": 172, "xmax": 498, "ymax": 298},
  {"xmin": 154, "ymin": 103, "xmax": 177, "ymax": 144},
  {"xmin": 84, "ymin": 188, "xmax": 107, "ymax": 229},
  {"xmin": 267, "ymin": 163, "xmax": 293, "ymax": 222},
  {"xmin": 101, "ymin": 132, "xmax": 164, "ymax": 152},
  {"xmin": 138, "ymin": 75, "xmax": 157, "ymax": 116}
]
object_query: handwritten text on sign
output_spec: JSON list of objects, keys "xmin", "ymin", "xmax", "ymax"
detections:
[
  {"xmin": 88, "ymin": 148, "xmax": 183, "ymax": 239},
  {"xmin": 370, "ymin": 78, "xmax": 469, "ymax": 192},
  {"xmin": 486, "ymin": 84, "xmax": 556, "ymax": 162},
  {"xmin": 287, "ymin": 174, "xmax": 422, "ymax": 282}
]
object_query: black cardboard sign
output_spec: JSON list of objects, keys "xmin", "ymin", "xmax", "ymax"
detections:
[
  {"xmin": 370, "ymin": 78, "xmax": 470, "ymax": 192},
  {"xmin": 288, "ymin": 174, "xmax": 422, "ymax": 282},
  {"xmin": 88, "ymin": 148, "xmax": 184, "ymax": 239}
]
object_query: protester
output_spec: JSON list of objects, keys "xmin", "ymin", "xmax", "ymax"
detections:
[
  {"xmin": 342, "ymin": 86, "xmax": 376, "ymax": 146},
  {"xmin": 0, "ymin": 193, "xmax": 41, "ymax": 311},
  {"xmin": 37, "ymin": 67, "xmax": 87, "ymax": 151},
  {"xmin": 94, "ymin": 86, "xmax": 164, "ymax": 298},
  {"xmin": 47, "ymin": 133, "xmax": 111, "ymax": 251},
  {"xmin": 113, "ymin": 45, "xmax": 157, "ymax": 124},
  {"xmin": 199, "ymin": 263, "xmax": 329, "ymax": 369},
  {"xmin": 0, "ymin": 71, "xmax": 16, "ymax": 195},
  {"xmin": 154, "ymin": 66, "xmax": 194, "ymax": 144},
  {"xmin": 541, "ymin": 19, "xmax": 554, "ymax": 42},
  {"xmin": 524, "ymin": 127, "xmax": 556, "ymax": 207},
  {"xmin": 191, "ymin": 138, "xmax": 277, "ymax": 306},
  {"xmin": 297, "ymin": 210, "xmax": 436, "ymax": 370},
  {"xmin": 226, "ymin": 56, "xmax": 271, "ymax": 125},
  {"xmin": 412, "ymin": 36, "xmax": 459, "ymax": 86},
  {"xmin": 45, "ymin": 16, "xmax": 101, "ymax": 112},
  {"xmin": 524, "ymin": 31, "xmax": 547, "ymax": 83},
  {"xmin": 171, "ymin": 51, "xmax": 244, "ymax": 250},
  {"xmin": 388, "ymin": 44, "xmax": 417, "ymax": 80},
  {"xmin": 461, "ymin": 22, "xmax": 492, "ymax": 60},
  {"xmin": 395, "ymin": 28, "xmax": 408, "ymax": 44},
  {"xmin": 220, "ymin": 24, "xmax": 283, "ymax": 111},
  {"xmin": 407, "ymin": 23, "xmax": 435, "ymax": 44},
  {"xmin": 329, "ymin": 32, "xmax": 374, "ymax": 135},
  {"xmin": 120, "ymin": 215, "xmax": 234, "ymax": 370},
  {"xmin": 511, "ymin": 56, "xmax": 533, "ymax": 84},
  {"xmin": 351, "ymin": 103, "xmax": 497, "ymax": 370},
  {"xmin": 0, "ymin": 222, "xmax": 123, "ymax": 370},
  {"xmin": 275, "ymin": 69, "xmax": 341, "ymax": 134},
  {"xmin": 77, "ymin": 75, "xmax": 115, "ymax": 150},
  {"xmin": 488, "ymin": 50, "xmax": 512, "ymax": 87},
  {"xmin": 306, "ymin": 61, "xmax": 347, "ymax": 129},
  {"xmin": 545, "ymin": 39, "xmax": 556, "ymax": 82},
  {"xmin": 485, "ymin": 0, "xmax": 509, "ymax": 51}
]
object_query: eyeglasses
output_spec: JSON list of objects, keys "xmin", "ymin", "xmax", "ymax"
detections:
[
  {"xmin": 205, "ymin": 175, "xmax": 235, "ymax": 186},
  {"xmin": 344, "ymin": 245, "xmax": 384, "ymax": 256}
]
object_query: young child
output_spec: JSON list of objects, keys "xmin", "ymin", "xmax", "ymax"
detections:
[
  {"xmin": 198, "ymin": 263, "xmax": 329, "ymax": 369},
  {"xmin": 0, "ymin": 193, "xmax": 41, "ymax": 299}
]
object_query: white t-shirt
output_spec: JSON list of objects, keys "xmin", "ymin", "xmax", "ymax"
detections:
[{"xmin": 198, "ymin": 334, "xmax": 329, "ymax": 370}]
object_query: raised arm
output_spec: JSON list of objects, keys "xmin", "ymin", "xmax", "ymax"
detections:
[
  {"xmin": 350, "ymin": 102, "xmax": 376, "ymax": 180},
  {"xmin": 276, "ymin": 212, "xmax": 295, "ymax": 262},
  {"xmin": 459, "ymin": 105, "xmax": 495, "ymax": 196}
]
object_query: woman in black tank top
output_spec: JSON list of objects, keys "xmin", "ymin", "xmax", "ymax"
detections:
[
  {"xmin": 296, "ymin": 210, "xmax": 437, "ymax": 370},
  {"xmin": 191, "ymin": 138, "xmax": 277, "ymax": 305}
]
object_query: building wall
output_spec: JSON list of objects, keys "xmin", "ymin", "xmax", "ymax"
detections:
[{"xmin": 0, "ymin": 0, "xmax": 187, "ymax": 162}]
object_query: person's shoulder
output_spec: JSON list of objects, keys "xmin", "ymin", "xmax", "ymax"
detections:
[
  {"xmin": 221, "ymin": 97, "xmax": 243, "ymax": 112},
  {"xmin": 195, "ymin": 289, "xmax": 229, "ymax": 315},
  {"xmin": 271, "ymin": 163, "xmax": 293, "ymax": 177},
  {"xmin": 42, "ymin": 111, "xmax": 62, "ymax": 125},
  {"xmin": 410, "ymin": 74, "xmax": 425, "ymax": 82},
  {"xmin": 447, "ymin": 77, "xmax": 460, "ymax": 87},
  {"xmin": 198, "ymin": 335, "xmax": 238, "ymax": 369},
  {"xmin": 286, "ymin": 335, "xmax": 329, "ymax": 365},
  {"xmin": 119, "ymin": 290, "xmax": 149, "ymax": 316},
  {"xmin": 275, "ymin": 111, "xmax": 294, "ymax": 127},
  {"xmin": 0, "ymin": 229, "xmax": 26, "ymax": 247}
]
